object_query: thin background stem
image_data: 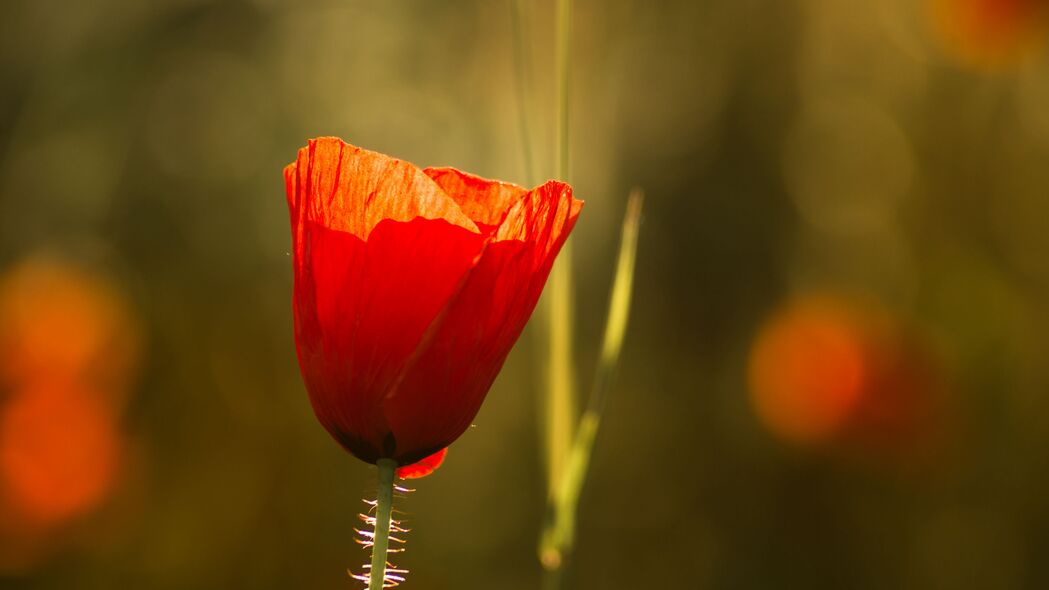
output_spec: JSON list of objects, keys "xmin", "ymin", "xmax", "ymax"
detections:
[
  {"xmin": 508, "ymin": 0, "xmax": 575, "ymax": 504},
  {"xmin": 510, "ymin": 1, "xmax": 644, "ymax": 587},
  {"xmin": 540, "ymin": 190, "xmax": 643, "ymax": 575},
  {"xmin": 544, "ymin": 0, "xmax": 577, "ymax": 507},
  {"xmin": 509, "ymin": 0, "xmax": 537, "ymax": 187}
]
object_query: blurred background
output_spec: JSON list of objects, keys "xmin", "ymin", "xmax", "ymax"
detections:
[{"xmin": 2, "ymin": 0, "xmax": 1049, "ymax": 588}]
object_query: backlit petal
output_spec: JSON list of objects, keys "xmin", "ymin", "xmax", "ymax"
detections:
[
  {"xmin": 423, "ymin": 167, "xmax": 528, "ymax": 233},
  {"xmin": 285, "ymin": 138, "xmax": 478, "ymax": 239},
  {"xmin": 383, "ymin": 181, "xmax": 582, "ymax": 461},
  {"xmin": 285, "ymin": 140, "xmax": 489, "ymax": 461}
]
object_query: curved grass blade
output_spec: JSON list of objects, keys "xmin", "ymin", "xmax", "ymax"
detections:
[{"xmin": 540, "ymin": 188, "xmax": 644, "ymax": 579}]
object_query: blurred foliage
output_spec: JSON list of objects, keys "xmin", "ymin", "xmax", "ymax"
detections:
[{"xmin": 2, "ymin": 0, "xmax": 1049, "ymax": 588}]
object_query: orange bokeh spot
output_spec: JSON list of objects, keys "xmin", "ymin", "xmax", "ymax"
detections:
[
  {"xmin": 748, "ymin": 295, "xmax": 947, "ymax": 465},
  {"xmin": 931, "ymin": 0, "xmax": 1049, "ymax": 69},
  {"xmin": 0, "ymin": 256, "xmax": 139, "ymax": 568},
  {"xmin": 0, "ymin": 385, "xmax": 121, "ymax": 527},
  {"xmin": 748, "ymin": 298, "xmax": 867, "ymax": 445},
  {"xmin": 0, "ymin": 259, "xmax": 139, "ymax": 401}
]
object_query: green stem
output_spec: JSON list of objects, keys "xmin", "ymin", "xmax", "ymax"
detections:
[
  {"xmin": 545, "ymin": 254, "xmax": 576, "ymax": 497},
  {"xmin": 369, "ymin": 459, "xmax": 397, "ymax": 590},
  {"xmin": 545, "ymin": 0, "xmax": 576, "ymax": 500},
  {"xmin": 541, "ymin": 0, "xmax": 576, "ymax": 581},
  {"xmin": 540, "ymin": 190, "xmax": 644, "ymax": 580},
  {"xmin": 542, "ymin": 562, "xmax": 565, "ymax": 590},
  {"xmin": 509, "ymin": 0, "xmax": 537, "ymax": 186},
  {"xmin": 554, "ymin": 0, "xmax": 571, "ymax": 181}
]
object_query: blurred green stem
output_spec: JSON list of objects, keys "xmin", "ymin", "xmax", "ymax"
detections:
[
  {"xmin": 540, "ymin": 190, "xmax": 644, "ymax": 585},
  {"xmin": 368, "ymin": 459, "xmax": 396, "ymax": 590},
  {"xmin": 509, "ymin": 0, "xmax": 537, "ymax": 186},
  {"xmin": 539, "ymin": 0, "xmax": 577, "ymax": 584},
  {"xmin": 554, "ymin": 0, "xmax": 571, "ymax": 182},
  {"xmin": 545, "ymin": 0, "xmax": 576, "ymax": 504},
  {"xmin": 508, "ymin": 0, "xmax": 574, "ymax": 498}
]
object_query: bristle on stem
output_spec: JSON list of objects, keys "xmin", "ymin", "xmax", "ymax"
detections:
[{"xmin": 351, "ymin": 459, "xmax": 410, "ymax": 589}]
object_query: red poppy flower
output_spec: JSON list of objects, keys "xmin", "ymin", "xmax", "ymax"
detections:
[{"xmin": 284, "ymin": 137, "xmax": 582, "ymax": 474}]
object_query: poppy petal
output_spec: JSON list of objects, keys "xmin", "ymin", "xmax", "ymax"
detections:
[
  {"xmin": 285, "ymin": 140, "xmax": 489, "ymax": 462},
  {"xmin": 382, "ymin": 181, "xmax": 582, "ymax": 461},
  {"xmin": 396, "ymin": 447, "xmax": 448, "ymax": 480},
  {"xmin": 285, "ymin": 138, "xmax": 479, "ymax": 239},
  {"xmin": 423, "ymin": 167, "xmax": 528, "ymax": 233}
]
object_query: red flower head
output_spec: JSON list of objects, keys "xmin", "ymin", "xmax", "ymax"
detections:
[{"xmin": 284, "ymin": 137, "xmax": 582, "ymax": 475}]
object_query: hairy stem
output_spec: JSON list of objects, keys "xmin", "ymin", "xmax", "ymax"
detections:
[{"xmin": 368, "ymin": 459, "xmax": 397, "ymax": 590}]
